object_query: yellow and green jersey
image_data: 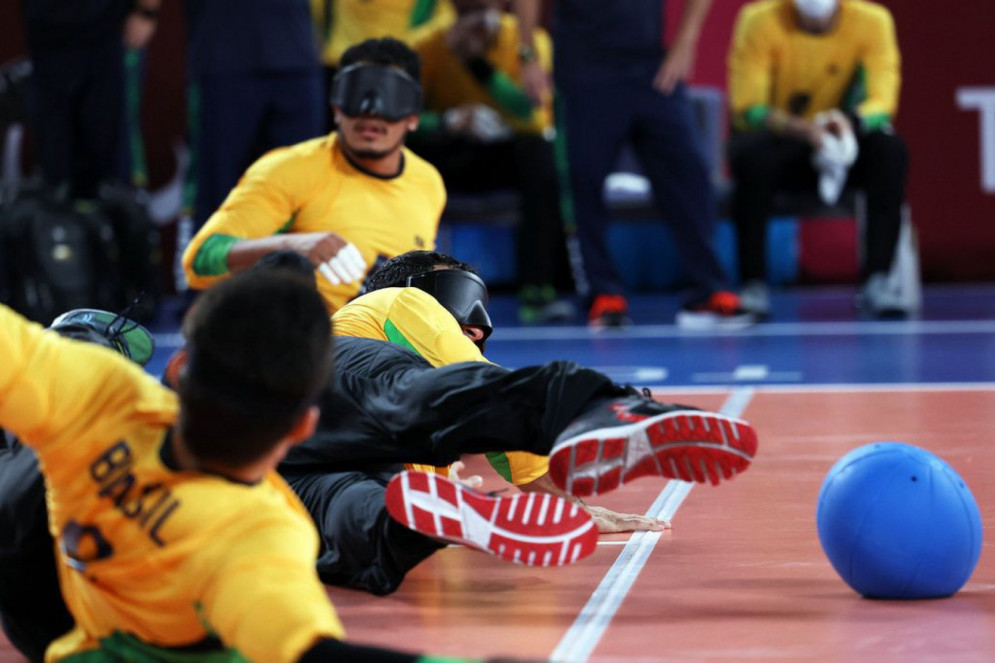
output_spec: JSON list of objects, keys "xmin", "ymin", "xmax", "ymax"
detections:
[
  {"xmin": 333, "ymin": 287, "xmax": 550, "ymax": 485},
  {"xmin": 728, "ymin": 0, "xmax": 900, "ymax": 131},
  {"xmin": 312, "ymin": 0, "xmax": 455, "ymax": 66},
  {"xmin": 0, "ymin": 305, "xmax": 344, "ymax": 663},
  {"xmin": 182, "ymin": 133, "xmax": 446, "ymax": 313},
  {"xmin": 415, "ymin": 14, "xmax": 554, "ymax": 135}
]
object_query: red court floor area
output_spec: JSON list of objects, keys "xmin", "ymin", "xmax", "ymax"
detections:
[
  {"xmin": 1, "ymin": 388, "xmax": 992, "ymax": 662},
  {"xmin": 328, "ymin": 388, "xmax": 995, "ymax": 663}
]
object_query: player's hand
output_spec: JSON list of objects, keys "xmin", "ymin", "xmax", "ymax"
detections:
[
  {"xmin": 653, "ymin": 37, "xmax": 696, "ymax": 94},
  {"xmin": 817, "ymin": 109, "xmax": 854, "ymax": 140},
  {"xmin": 123, "ymin": 12, "xmax": 157, "ymax": 50},
  {"xmin": 280, "ymin": 232, "xmax": 368, "ymax": 285},
  {"xmin": 520, "ymin": 59, "xmax": 550, "ymax": 106},
  {"xmin": 448, "ymin": 461, "xmax": 484, "ymax": 489},
  {"xmin": 447, "ymin": 13, "xmax": 492, "ymax": 61},
  {"xmin": 584, "ymin": 505, "xmax": 671, "ymax": 534}
]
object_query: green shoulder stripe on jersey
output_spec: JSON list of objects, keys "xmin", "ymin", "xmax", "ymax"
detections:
[
  {"xmin": 485, "ymin": 72, "xmax": 534, "ymax": 120},
  {"xmin": 62, "ymin": 630, "xmax": 248, "ymax": 663},
  {"xmin": 276, "ymin": 214, "xmax": 296, "ymax": 234},
  {"xmin": 183, "ymin": 82, "xmax": 201, "ymax": 215},
  {"xmin": 192, "ymin": 234, "xmax": 240, "ymax": 276},
  {"xmin": 384, "ymin": 318, "xmax": 421, "ymax": 356},
  {"xmin": 860, "ymin": 112, "xmax": 893, "ymax": 132},
  {"xmin": 416, "ymin": 656, "xmax": 482, "ymax": 663},
  {"xmin": 417, "ymin": 110, "xmax": 443, "ymax": 134},
  {"xmin": 410, "ymin": 0, "xmax": 438, "ymax": 28},
  {"xmin": 742, "ymin": 104, "xmax": 771, "ymax": 129},
  {"xmin": 553, "ymin": 94, "xmax": 578, "ymax": 234},
  {"xmin": 125, "ymin": 49, "xmax": 149, "ymax": 188},
  {"xmin": 841, "ymin": 64, "xmax": 868, "ymax": 115},
  {"xmin": 485, "ymin": 451, "xmax": 514, "ymax": 483}
]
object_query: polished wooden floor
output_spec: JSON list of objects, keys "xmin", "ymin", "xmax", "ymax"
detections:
[
  {"xmin": 328, "ymin": 387, "xmax": 995, "ymax": 663},
  {"xmin": 2, "ymin": 286, "xmax": 994, "ymax": 662}
]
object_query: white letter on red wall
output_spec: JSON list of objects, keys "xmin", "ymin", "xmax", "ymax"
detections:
[{"xmin": 957, "ymin": 87, "xmax": 995, "ymax": 194}]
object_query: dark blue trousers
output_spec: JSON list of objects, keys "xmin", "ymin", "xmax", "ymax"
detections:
[
  {"xmin": 556, "ymin": 69, "xmax": 729, "ymax": 303},
  {"xmin": 29, "ymin": 40, "xmax": 126, "ymax": 198},
  {"xmin": 191, "ymin": 69, "xmax": 324, "ymax": 226}
]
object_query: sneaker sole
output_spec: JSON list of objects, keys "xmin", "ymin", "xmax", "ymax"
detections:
[
  {"xmin": 385, "ymin": 471, "xmax": 597, "ymax": 567},
  {"xmin": 549, "ymin": 411, "xmax": 758, "ymax": 497}
]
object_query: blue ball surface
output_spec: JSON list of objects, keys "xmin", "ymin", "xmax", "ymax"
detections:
[{"xmin": 816, "ymin": 442, "xmax": 983, "ymax": 599}]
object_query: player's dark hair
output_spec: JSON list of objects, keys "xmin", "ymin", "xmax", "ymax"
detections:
[
  {"xmin": 253, "ymin": 250, "xmax": 317, "ymax": 285},
  {"xmin": 365, "ymin": 250, "xmax": 479, "ymax": 292},
  {"xmin": 178, "ymin": 271, "xmax": 332, "ymax": 467},
  {"xmin": 340, "ymin": 37, "xmax": 421, "ymax": 84}
]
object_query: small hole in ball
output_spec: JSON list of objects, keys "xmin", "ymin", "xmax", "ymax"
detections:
[{"xmin": 910, "ymin": 476, "xmax": 918, "ymax": 482}]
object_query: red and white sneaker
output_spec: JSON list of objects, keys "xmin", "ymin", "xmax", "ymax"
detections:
[
  {"xmin": 385, "ymin": 470, "xmax": 597, "ymax": 567},
  {"xmin": 549, "ymin": 395, "xmax": 758, "ymax": 497}
]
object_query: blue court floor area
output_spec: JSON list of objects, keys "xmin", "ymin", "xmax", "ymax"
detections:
[{"xmin": 146, "ymin": 284, "xmax": 995, "ymax": 388}]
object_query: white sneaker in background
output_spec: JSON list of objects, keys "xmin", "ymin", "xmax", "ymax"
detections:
[
  {"xmin": 739, "ymin": 280, "xmax": 771, "ymax": 319},
  {"xmin": 860, "ymin": 272, "xmax": 911, "ymax": 318}
]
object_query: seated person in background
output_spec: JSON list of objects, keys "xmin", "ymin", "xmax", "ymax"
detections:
[
  {"xmin": 727, "ymin": 0, "xmax": 909, "ymax": 318},
  {"xmin": 0, "ymin": 271, "xmax": 505, "ymax": 662},
  {"xmin": 410, "ymin": 0, "xmax": 573, "ymax": 324},
  {"xmin": 280, "ymin": 249, "xmax": 755, "ymax": 595},
  {"xmin": 311, "ymin": 0, "xmax": 455, "ymax": 110},
  {"xmin": 182, "ymin": 37, "xmax": 446, "ymax": 313}
]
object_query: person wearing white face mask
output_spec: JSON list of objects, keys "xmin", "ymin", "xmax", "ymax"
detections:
[{"xmin": 727, "ymin": 0, "xmax": 910, "ymax": 319}]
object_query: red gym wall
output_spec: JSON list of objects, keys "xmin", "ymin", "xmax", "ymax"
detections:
[{"xmin": 2, "ymin": 1, "xmax": 994, "ymax": 282}]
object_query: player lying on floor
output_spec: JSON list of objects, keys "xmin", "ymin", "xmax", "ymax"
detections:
[
  {"xmin": 0, "ymin": 309, "xmax": 155, "ymax": 661},
  {"xmin": 331, "ymin": 250, "xmax": 672, "ymax": 533},
  {"xmin": 0, "ymin": 273, "xmax": 547, "ymax": 663},
  {"xmin": 263, "ymin": 250, "xmax": 759, "ymax": 594}
]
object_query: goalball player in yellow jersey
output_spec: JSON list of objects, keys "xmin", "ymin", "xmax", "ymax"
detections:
[
  {"xmin": 0, "ymin": 271, "xmax": 508, "ymax": 663},
  {"xmin": 182, "ymin": 38, "xmax": 446, "ymax": 314},
  {"xmin": 279, "ymin": 251, "xmax": 750, "ymax": 595}
]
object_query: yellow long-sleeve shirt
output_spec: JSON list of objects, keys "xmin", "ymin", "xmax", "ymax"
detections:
[
  {"xmin": 0, "ymin": 304, "xmax": 344, "ymax": 662},
  {"xmin": 312, "ymin": 0, "xmax": 455, "ymax": 66},
  {"xmin": 415, "ymin": 14, "xmax": 554, "ymax": 134},
  {"xmin": 182, "ymin": 133, "xmax": 446, "ymax": 313},
  {"xmin": 334, "ymin": 287, "xmax": 550, "ymax": 485},
  {"xmin": 728, "ymin": 0, "xmax": 901, "ymax": 130}
]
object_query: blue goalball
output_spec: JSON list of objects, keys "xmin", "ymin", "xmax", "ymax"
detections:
[{"xmin": 816, "ymin": 442, "xmax": 983, "ymax": 599}]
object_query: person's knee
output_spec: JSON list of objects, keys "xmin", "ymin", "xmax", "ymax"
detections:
[
  {"xmin": 861, "ymin": 131, "xmax": 909, "ymax": 175},
  {"xmin": 728, "ymin": 138, "xmax": 780, "ymax": 182}
]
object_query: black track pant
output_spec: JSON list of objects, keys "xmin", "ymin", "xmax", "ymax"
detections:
[
  {"xmin": 280, "ymin": 336, "xmax": 624, "ymax": 594},
  {"xmin": 0, "ymin": 442, "xmax": 74, "ymax": 662},
  {"xmin": 728, "ymin": 129, "xmax": 908, "ymax": 283},
  {"xmin": 407, "ymin": 132, "xmax": 570, "ymax": 290}
]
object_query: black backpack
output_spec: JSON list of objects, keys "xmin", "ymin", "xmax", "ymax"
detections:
[
  {"xmin": 0, "ymin": 185, "xmax": 123, "ymax": 324},
  {"xmin": 88, "ymin": 183, "xmax": 163, "ymax": 315}
]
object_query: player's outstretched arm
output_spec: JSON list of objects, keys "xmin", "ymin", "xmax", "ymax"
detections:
[{"xmin": 517, "ymin": 473, "xmax": 670, "ymax": 533}]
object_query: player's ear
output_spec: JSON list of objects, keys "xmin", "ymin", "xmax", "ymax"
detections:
[
  {"xmin": 286, "ymin": 406, "xmax": 320, "ymax": 446},
  {"xmin": 406, "ymin": 114, "xmax": 419, "ymax": 132},
  {"xmin": 164, "ymin": 349, "xmax": 188, "ymax": 389}
]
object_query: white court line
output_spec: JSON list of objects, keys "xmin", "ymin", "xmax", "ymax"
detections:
[
  {"xmin": 151, "ymin": 319, "xmax": 995, "ymax": 349},
  {"xmin": 551, "ymin": 388, "xmax": 755, "ymax": 663},
  {"xmin": 642, "ymin": 382, "xmax": 995, "ymax": 395},
  {"xmin": 483, "ymin": 319, "xmax": 995, "ymax": 342}
]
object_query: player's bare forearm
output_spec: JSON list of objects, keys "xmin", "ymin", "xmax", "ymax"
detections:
[
  {"xmin": 225, "ymin": 236, "xmax": 297, "ymax": 273},
  {"xmin": 673, "ymin": 0, "xmax": 713, "ymax": 48},
  {"xmin": 513, "ymin": 0, "xmax": 541, "ymax": 49}
]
